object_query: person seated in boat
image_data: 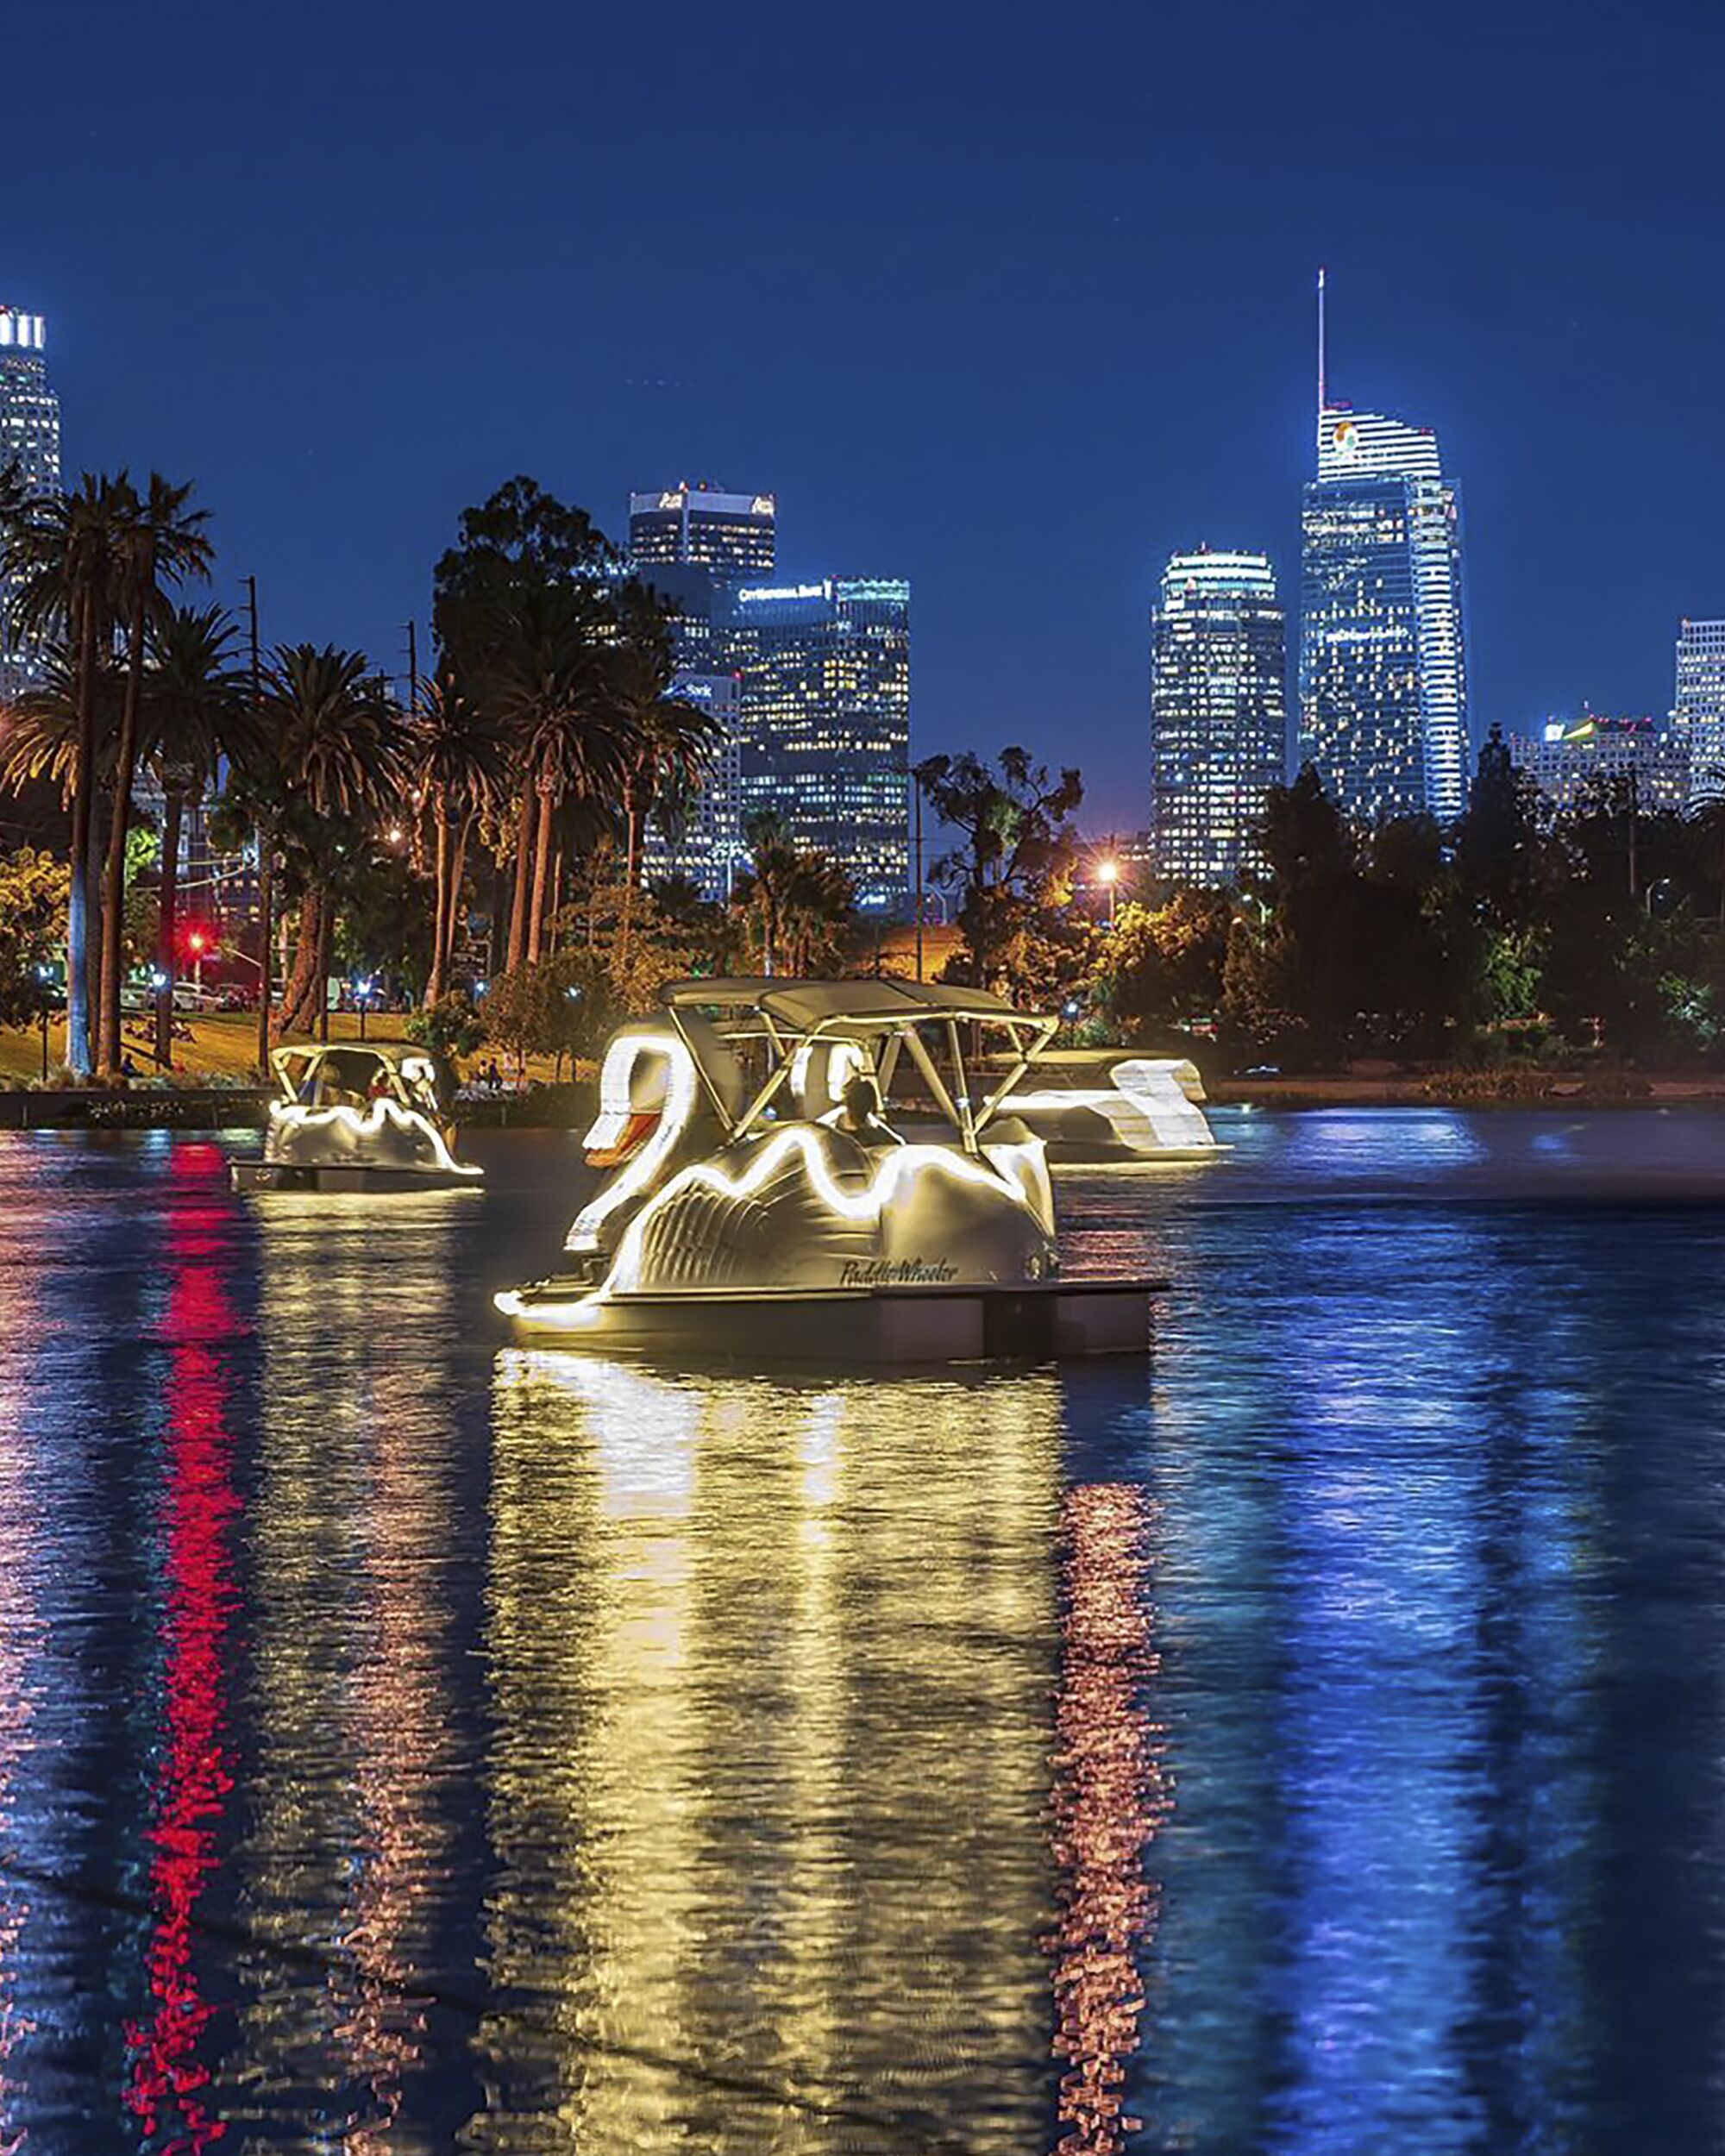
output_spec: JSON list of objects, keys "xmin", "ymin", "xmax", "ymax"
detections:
[{"xmin": 836, "ymin": 1070, "xmax": 904, "ymax": 1146}]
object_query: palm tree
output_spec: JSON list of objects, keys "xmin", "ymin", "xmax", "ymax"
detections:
[
  {"xmin": 736, "ymin": 810, "xmax": 801, "ymax": 977},
  {"xmin": 410, "ymin": 669, "xmax": 508, "ymax": 1003},
  {"xmin": 0, "ymin": 475, "xmax": 132, "ymax": 1075},
  {"xmin": 260, "ymin": 644, "xmax": 406, "ymax": 1037},
  {"xmin": 602, "ymin": 642, "xmax": 720, "ymax": 961},
  {"xmin": 782, "ymin": 849, "xmax": 858, "ymax": 975},
  {"xmin": 481, "ymin": 586, "xmax": 626, "ymax": 967},
  {"xmin": 141, "ymin": 605, "xmax": 249, "ymax": 1066},
  {"xmin": 97, "ymin": 474, "xmax": 213, "ymax": 1074}
]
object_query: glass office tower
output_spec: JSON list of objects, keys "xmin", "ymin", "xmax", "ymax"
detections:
[
  {"xmin": 723, "ymin": 578, "xmax": 911, "ymax": 912},
  {"xmin": 1150, "ymin": 549, "xmax": 1286, "ymax": 886},
  {"xmin": 1674, "ymin": 619, "xmax": 1725, "ymax": 805},
  {"xmin": 628, "ymin": 483, "xmax": 776, "ymax": 579},
  {"xmin": 1300, "ymin": 405, "xmax": 1468, "ymax": 825},
  {"xmin": 0, "ymin": 304, "xmax": 60, "ymax": 696}
]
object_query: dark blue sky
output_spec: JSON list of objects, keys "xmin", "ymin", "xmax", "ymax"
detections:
[{"xmin": 10, "ymin": 1, "xmax": 1722, "ymax": 826}]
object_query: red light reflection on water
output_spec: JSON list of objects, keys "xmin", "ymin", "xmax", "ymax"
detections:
[
  {"xmin": 1050, "ymin": 1482, "xmax": 1167, "ymax": 2155},
  {"xmin": 123, "ymin": 1146, "xmax": 242, "ymax": 2152}
]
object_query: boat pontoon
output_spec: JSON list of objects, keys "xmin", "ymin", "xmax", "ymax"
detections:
[
  {"xmin": 231, "ymin": 1042, "xmax": 483, "ymax": 1193},
  {"xmin": 497, "ymin": 978, "xmax": 1164, "ymax": 1360}
]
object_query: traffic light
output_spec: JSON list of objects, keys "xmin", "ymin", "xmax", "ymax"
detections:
[{"xmin": 183, "ymin": 924, "xmax": 210, "ymax": 958}]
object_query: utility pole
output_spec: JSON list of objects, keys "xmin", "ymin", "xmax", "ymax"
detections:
[
  {"xmin": 406, "ymin": 617, "xmax": 419, "ymax": 718},
  {"xmin": 913, "ymin": 781, "xmax": 924, "ymax": 982},
  {"xmin": 246, "ymin": 575, "xmax": 271, "ymax": 1076}
]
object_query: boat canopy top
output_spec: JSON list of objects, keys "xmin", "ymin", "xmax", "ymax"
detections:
[
  {"xmin": 655, "ymin": 977, "xmax": 1057, "ymax": 1152},
  {"xmin": 267, "ymin": 1040, "xmax": 453, "ymax": 1108},
  {"xmin": 662, "ymin": 975, "xmax": 1051, "ymax": 1034}
]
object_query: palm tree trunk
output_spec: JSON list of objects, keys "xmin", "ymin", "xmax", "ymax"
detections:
[
  {"xmin": 506, "ymin": 786, "xmax": 535, "ymax": 971},
  {"xmin": 154, "ymin": 785, "xmax": 185, "ymax": 1068},
  {"xmin": 85, "ymin": 796, "xmax": 105, "ymax": 1052},
  {"xmin": 279, "ymin": 888, "xmax": 323, "ymax": 1035},
  {"xmin": 99, "ymin": 587, "xmax": 149, "ymax": 1073},
  {"xmin": 317, "ymin": 901, "xmax": 333, "ymax": 1043},
  {"xmin": 620, "ymin": 772, "xmax": 640, "ymax": 967},
  {"xmin": 527, "ymin": 785, "xmax": 555, "ymax": 963},
  {"xmin": 447, "ymin": 816, "xmax": 470, "ymax": 987},
  {"xmin": 427, "ymin": 807, "xmax": 450, "ymax": 1006},
  {"xmin": 546, "ymin": 844, "xmax": 562, "ymax": 955},
  {"xmin": 255, "ymin": 830, "xmax": 274, "ymax": 1069},
  {"xmin": 65, "ymin": 591, "xmax": 96, "ymax": 1079}
]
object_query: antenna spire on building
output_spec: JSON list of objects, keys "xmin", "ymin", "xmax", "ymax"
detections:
[{"xmin": 1316, "ymin": 265, "xmax": 1328, "ymax": 418}]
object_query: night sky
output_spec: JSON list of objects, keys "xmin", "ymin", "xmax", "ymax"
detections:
[{"xmin": 10, "ymin": 1, "xmax": 1722, "ymax": 827}]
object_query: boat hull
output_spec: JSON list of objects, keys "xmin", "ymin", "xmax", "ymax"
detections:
[
  {"xmin": 231, "ymin": 1162, "xmax": 482, "ymax": 1194},
  {"xmin": 497, "ymin": 1276, "xmax": 1162, "ymax": 1362}
]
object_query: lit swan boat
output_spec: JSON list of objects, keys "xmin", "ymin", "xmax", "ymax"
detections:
[
  {"xmin": 231, "ymin": 1042, "xmax": 483, "ymax": 1194},
  {"xmin": 1005, "ymin": 1051, "xmax": 1219, "ymax": 1164},
  {"xmin": 496, "ymin": 978, "xmax": 1164, "ymax": 1360}
]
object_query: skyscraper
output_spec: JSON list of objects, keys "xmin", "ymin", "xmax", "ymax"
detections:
[
  {"xmin": 1298, "ymin": 279, "xmax": 1468, "ymax": 826},
  {"xmin": 1149, "ymin": 549, "xmax": 1286, "ymax": 886},
  {"xmin": 724, "ymin": 576, "xmax": 911, "ymax": 912},
  {"xmin": 628, "ymin": 482, "xmax": 776, "ymax": 579},
  {"xmin": 1508, "ymin": 712, "xmax": 1689, "ymax": 825},
  {"xmin": 0, "ymin": 303, "xmax": 60, "ymax": 696},
  {"xmin": 627, "ymin": 486, "xmax": 912, "ymax": 912},
  {"xmin": 1674, "ymin": 619, "xmax": 1725, "ymax": 805},
  {"xmin": 640, "ymin": 669, "xmax": 747, "ymax": 899}
]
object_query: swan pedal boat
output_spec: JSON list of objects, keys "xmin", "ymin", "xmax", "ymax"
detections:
[
  {"xmin": 497, "ymin": 977, "xmax": 1164, "ymax": 1361},
  {"xmin": 1003, "ymin": 1050, "xmax": 1220, "ymax": 1165},
  {"xmin": 231, "ymin": 1042, "xmax": 483, "ymax": 1194}
]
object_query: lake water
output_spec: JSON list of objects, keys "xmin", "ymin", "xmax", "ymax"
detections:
[{"xmin": 3, "ymin": 1108, "xmax": 1725, "ymax": 2152}]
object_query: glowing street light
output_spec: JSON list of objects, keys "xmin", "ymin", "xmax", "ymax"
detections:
[{"xmin": 1095, "ymin": 857, "xmax": 1120, "ymax": 924}]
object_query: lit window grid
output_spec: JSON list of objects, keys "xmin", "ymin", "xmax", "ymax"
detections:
[{"xmin": 1298, "ymin": 469, "xmax": 1467, "ymax": 826}]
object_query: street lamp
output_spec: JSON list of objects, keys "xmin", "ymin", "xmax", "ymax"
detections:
[
  {"xmin": 1095, "ymin": 857, "xmax": 1120, "ymax": 924},
  {"xmin": 354, "ymin": 976, "xmax": 376, "ymax": 1040}
]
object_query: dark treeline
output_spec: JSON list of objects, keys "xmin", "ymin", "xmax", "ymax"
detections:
[
  {"xmin": 918, "ymin": 730, "xmax": 1725, "ymax": 1072},
  {"xmin": 1097, "ymin": 732, "xmax": 1725, "ymax": 1069}
]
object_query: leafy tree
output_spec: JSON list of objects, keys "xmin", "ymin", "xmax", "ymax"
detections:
[
  {"xmin": 1089, "ymin": 889, "xmax": 1232, "ymax": 1037},
  {"xmin": 914, "ymin": 746, "xmax": 1084, "ymax": 996},
  {"xmin": 1455, "ymin": 724, "xmax": 1541, "ymax": 924},
  {"xmin": 0, "ymin": 848, "xmax": 69, "ymax": 1028},
  {"xmin": 407, "ymin": 991, "xmax": 486, "ymax": 1061}
]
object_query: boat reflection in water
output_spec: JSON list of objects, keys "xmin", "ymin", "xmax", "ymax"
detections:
[
  {"xmin": 239, "ymin": 1188, "xmax": 477, "ymax": 2151},
  {"xmin": 480, "ymin": 1351, "xmax": 1065, "ymax": 2153}
]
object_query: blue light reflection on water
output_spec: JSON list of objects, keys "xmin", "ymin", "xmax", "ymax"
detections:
[{"xmin": 0, "ymin": 1113, "xmax": 1723, "ymax": 2148}]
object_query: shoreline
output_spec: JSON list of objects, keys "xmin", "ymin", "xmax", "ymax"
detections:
[
  {"xmin": 1209, "ymin": 1074, "xmax": 1725, "ymax": 1110},
  {"xmin": 3, "ymin": 1072, "xmax": 1725, "ymax": 1131}
]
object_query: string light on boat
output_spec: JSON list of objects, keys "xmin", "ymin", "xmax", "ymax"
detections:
[
  {"xmin": 269, "ymin": 1097, "xmax": 480, "ymax": 1178},
  {"xmin": 566, "ymin": 1030, "xmax": 701, "ymax": 1253}
]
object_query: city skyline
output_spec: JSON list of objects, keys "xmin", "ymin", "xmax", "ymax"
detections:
[{"xmin": 3, "ymin": 6, "xmax": 1722, "ymax": 830}]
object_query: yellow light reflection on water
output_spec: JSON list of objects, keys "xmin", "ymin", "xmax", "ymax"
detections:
[{"xmin": 480, "ymin": 1352, "xmax": 1064, "ymax": 2154}]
